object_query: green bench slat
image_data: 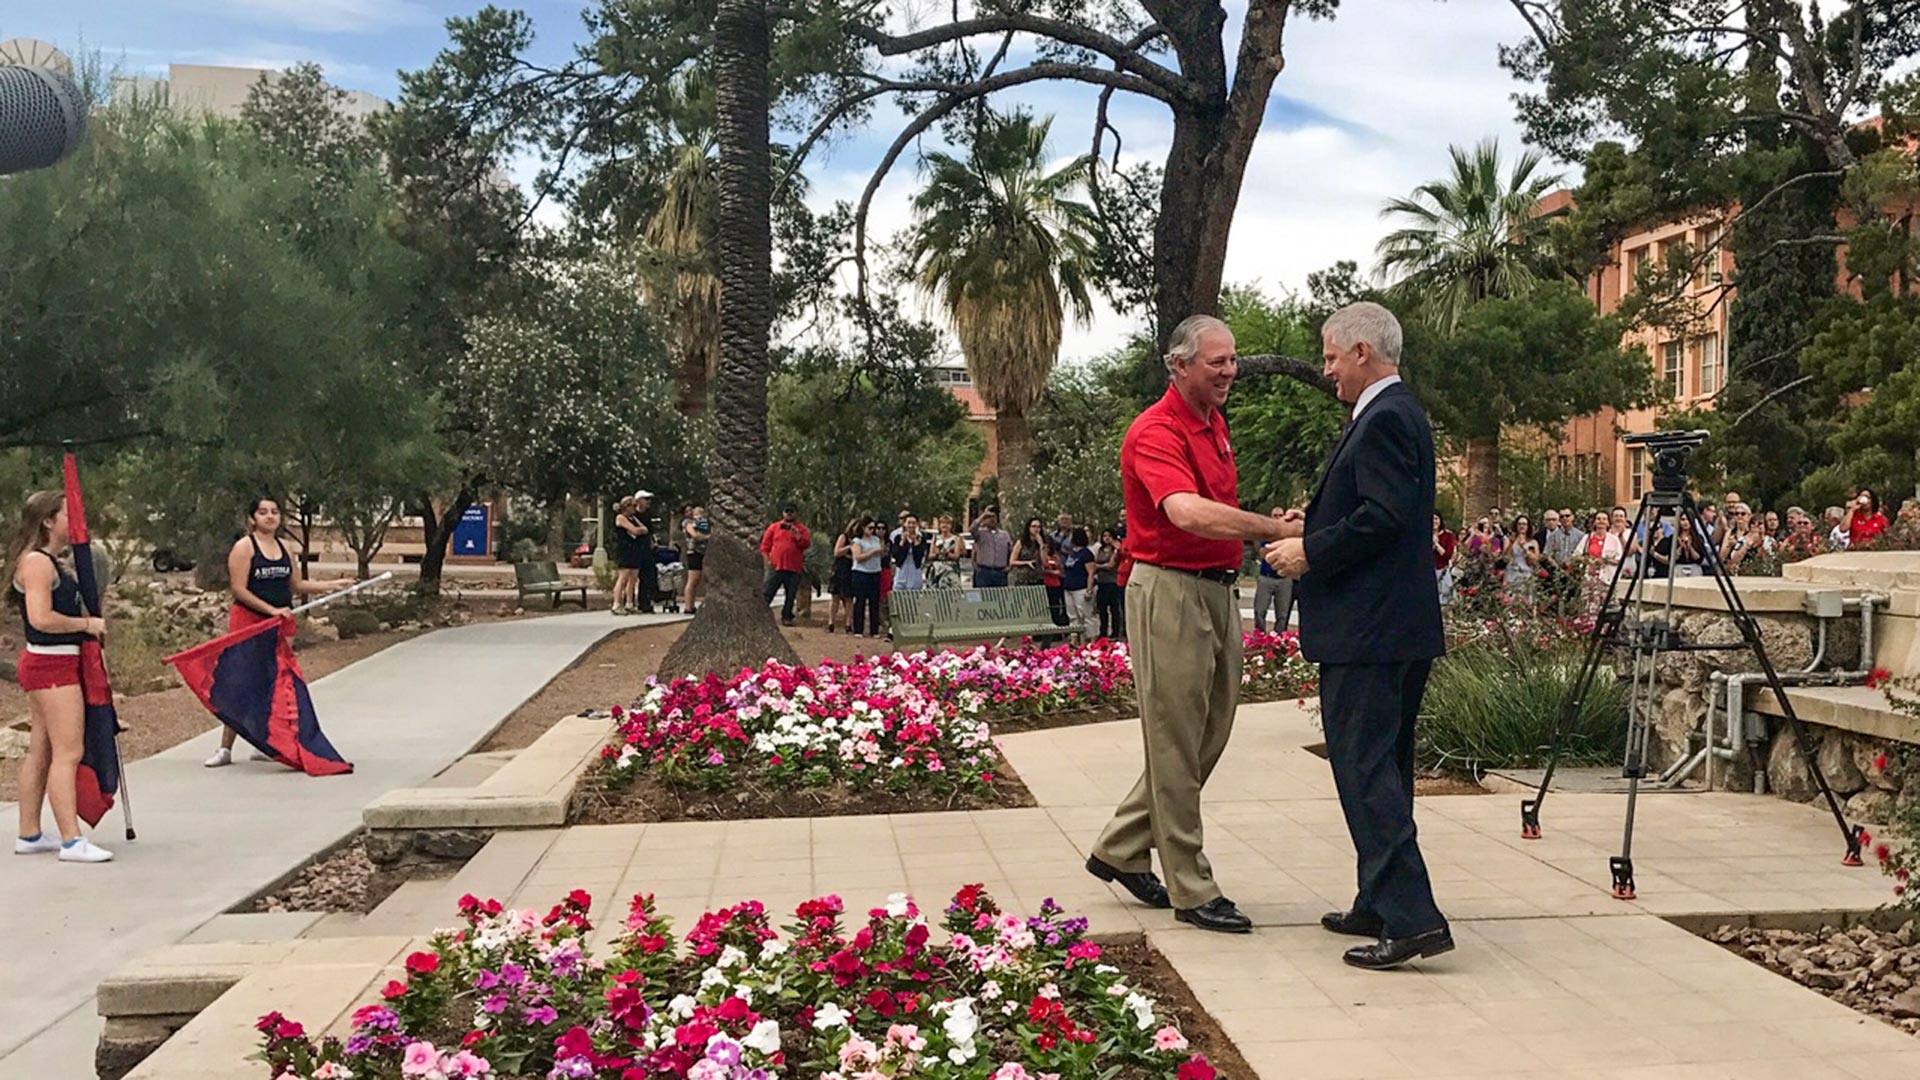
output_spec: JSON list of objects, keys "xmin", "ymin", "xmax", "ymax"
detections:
[{"xmin": 887, "ymin": 585, "xmax": 1077, "ymax": 646}]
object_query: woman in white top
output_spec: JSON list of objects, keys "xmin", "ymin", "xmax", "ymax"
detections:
[
  {"xmin": 8, "ymin": 490, "xmax": 113, "ymax": 863},
  {"xmin": 848, "ymin": 518, "xmax": 887, "ymax": 638}
]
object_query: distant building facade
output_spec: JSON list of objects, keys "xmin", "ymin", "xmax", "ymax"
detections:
[
  {"xmin": 932, "ymin": 358, "xmax": 999, "ymax": 490},
  {"xmin": 110, "ymin": 63, "xmax": 388, "ymax": 119}
]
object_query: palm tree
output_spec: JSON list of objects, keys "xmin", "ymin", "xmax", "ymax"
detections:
[
  {"xmin": 658, "ymin": 0, "xmax": 798, "ymax": 678},
  {"xmin": 908, "ymin": 111, "xmax": 1099, "ymax": 520},
  {"xmin": 643, "ymin": 127, "xmax": 720, "ymax": 415},
  {"xmin": 1376, "ymin": 138, "xmax": 1565, "ymax": 333},
  {"xmin": 1376, "ymin": 138, "xmax": 1565, "ymax": 518}
]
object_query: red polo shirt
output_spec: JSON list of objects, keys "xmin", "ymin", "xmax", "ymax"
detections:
[{"xmin": 1119, "ymin": 385, "xmax": 1242, "ymax": 571}]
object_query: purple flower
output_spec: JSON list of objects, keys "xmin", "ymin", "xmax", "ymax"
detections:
[
  {"xmin": 548, "ymin": 1056, "xmax": 596, "ymax": 1080},
  {"xmin": 345, "ymin": 1035, "xmax": 374, "ymax": 1055},
  {"xmin": 481, "ymin": 993, "xmax": 510, "ymax": 1014},
  {"xmin": 523, "ymin": 1004, "xmax": 559, "ymax": 1026},
  {"xmin": 706, "ymin": 1037, "xmax": 743, "ymax": 1067},
  {"xmin": 500, "ymin": 963, "xmax": 527, "ymax": 987},
  {"xmin": 474, "ymin": 969, "xmax": 501, "ymax": 991}
]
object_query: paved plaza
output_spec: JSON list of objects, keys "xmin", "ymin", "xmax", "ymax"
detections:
[
  {"xmin": 158, "ymin": 701, "xmax": 1915, "ymax": 1080},
  {"xmin": 0, "ymin": 611, "xmax": 669, "ymax": 1079}
]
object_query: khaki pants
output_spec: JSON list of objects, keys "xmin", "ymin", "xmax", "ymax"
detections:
[{"xmin": 1093, "ymin": 563, "xmax": 1244, "ymax": 909}]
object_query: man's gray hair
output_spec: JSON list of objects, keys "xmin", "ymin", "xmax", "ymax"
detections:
[
  {"xmin": 1323, "ymin": 301, "xmax": 1403, "ymax": 364},
  {"xmin": 1165, "ymin": 314, "xmax": 1232, "ymax": 368}
]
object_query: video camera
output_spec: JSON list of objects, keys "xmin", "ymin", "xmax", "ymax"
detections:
[{"xmin": 1621, "ymin": 429, "xmax": 1709, "ymax": 494}]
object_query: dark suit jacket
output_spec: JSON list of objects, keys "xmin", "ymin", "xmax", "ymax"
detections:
[{"xmin": 1296, "ymin": 381, "xmax": 1446, "ymax": 665}]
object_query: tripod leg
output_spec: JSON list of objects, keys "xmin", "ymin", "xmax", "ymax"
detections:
[
  {"xmin": 1685, "ymin": 504, "xmax": 1863, "ymax": 865},
  {"xmin": 1522, "ymin": 504, "xmax": 1645, "ymax": 840}
]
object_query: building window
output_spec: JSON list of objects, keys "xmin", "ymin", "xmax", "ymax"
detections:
[
  {"xmin": 1698, "ymin": 334, "xmax": 1721, "ymax": 396},
  {"xmin": 932, "ymin": 368, "xmax": 972, "ymax": 387},
  {"xmin": 1664, "ymin": 340, "xmax": 1685, "ymax": 398},
  {"xmin": 1696, "ymin": 225, "xmax": 1722, "ymax": 286},
  {"xmin": 1628, "ymin": 246, "xmax": 1650, "ymax": 290},
  {"xmin": 1629, "ymin": 448, "xmax": 1647, "ymax": 500}
]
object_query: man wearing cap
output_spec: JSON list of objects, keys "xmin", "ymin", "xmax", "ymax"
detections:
[
  {"xmin": 759, "ymin": 506, "xmax": 811, "ymax": 626},
  {"xmin": 630, "ymin": 491, "xmax": 658, "ymax": 613},
  {"xmin": 1084, "ymin": 313, "xmax": 1290, "ymax": 934}
]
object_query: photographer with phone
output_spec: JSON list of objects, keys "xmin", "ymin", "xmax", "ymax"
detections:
[
  {"xmin": 1841, "ymin": 489, "xmax": 1889, "ymax": 549},
  {"xmin": 758, "ymin": 506, "xmax": 811, "ymax": 627}
]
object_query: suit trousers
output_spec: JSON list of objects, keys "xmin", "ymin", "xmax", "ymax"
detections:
[
  {"xmin": 1319, "ymin": 660, "xmax": 1446, "ymax": 937},
  {"xmin": 1094, "ymin": 563, "xmax": 1243, "ymax": 909}
]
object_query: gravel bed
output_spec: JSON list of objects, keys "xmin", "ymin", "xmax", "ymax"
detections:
[{"xmin": 1711, "ymin": 920, "xmax": 1920, "ymax": 1034}]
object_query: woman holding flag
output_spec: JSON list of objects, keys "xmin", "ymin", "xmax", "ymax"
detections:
[
  {"xmin": 9, "ymin": 490, "xmax": 114, "ymax": 863},
  {"xmin": 203, "ymin": 496, "xmax": 350, "ymax": 768}
]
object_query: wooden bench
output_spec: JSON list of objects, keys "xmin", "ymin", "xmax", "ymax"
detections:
[
  {"xmin": 513, "ymin": 561, "xmax": 588, "ymax": 609},
  {"xmin": 888, "ymin": 585, "xmax": 1078, "ymax": 648}
]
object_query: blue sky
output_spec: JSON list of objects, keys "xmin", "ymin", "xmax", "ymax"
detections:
[{"xmin": 7, "ymin": 1, "xmax": 1540, "ymax": 360}]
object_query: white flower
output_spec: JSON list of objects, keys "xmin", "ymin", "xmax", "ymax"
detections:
[
  {"xmin": 813, "ymin": 1002, "xmax": 851, "ymax": 1030},
  {"xmin": 615, "ymin": 744, "xmax": 641, "ymax": 768},
  {"xmin": 699, "ymin": 967, "xmax": 731, "ymax": 991},
  {"xmin": 732, "ymin": 984, "xmax": 754, "ymax": 1006},
  {"xmin": 941, "ymin": 998, "xmax": 978, "ymax": 1044},
  {"xmin": 758, "ymin": 938, "xmax": 788, "ymax": 959},
  {"xmin": 669, "ymin": 994, "xmax": 696, "ymax": 1020},
  {"xmin": 884, "ymin": 893, "xmax": 912, "ymax": 918},
  {"xmin": 979, "ymin": 980, "xmax": 1002, "ymax": 1002},
  {"xmin": 717, "ymin": 945, "xmax": 747, "ymax": 970},
  {"xmin": 742, "ymin": 1019, "xmax": 782, "ymax": 1054},
  {"xmin": 1124, "ymin": 992, "xmax": 1156, "ymax": 1031}
]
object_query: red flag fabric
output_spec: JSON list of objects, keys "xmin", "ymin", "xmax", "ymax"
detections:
[
  {"xmin": 63, "ymin": 454, "xmax": 122, "ymax": 826},
  {"xmin": 166, "ymin": 617, "xmax": 352, "ymax": 777}
]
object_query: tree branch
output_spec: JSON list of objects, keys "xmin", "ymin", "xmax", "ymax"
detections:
[
  {"xmin": 844, "ymin": 13, "xmax": 1199, "ymax": 104},
  {"xmin": 1731, "ymin": 374, "xmax": 1814, "ymax": 428},
  {"xmin": 1236, "ymin": 354, "xmax": 1337, "ymax": 397}
]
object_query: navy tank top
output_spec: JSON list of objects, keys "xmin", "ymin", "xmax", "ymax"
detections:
[
  {"xmin": 247, "ymin": 535, "xmax": 294, "ymax": 609},
  {"xmin": 12, "ymin": 550, "xmax": 89, "ymax": 648}
]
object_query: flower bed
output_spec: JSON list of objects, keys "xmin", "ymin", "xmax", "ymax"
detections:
[{"xmin": 254, "ymin": 887, "xmax": 1229, "ymax": 1080}]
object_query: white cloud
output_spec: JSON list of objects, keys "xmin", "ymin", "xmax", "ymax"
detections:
[{"xmin": 175, "ymin": 0, "xmax": 432, "ymax": 35}]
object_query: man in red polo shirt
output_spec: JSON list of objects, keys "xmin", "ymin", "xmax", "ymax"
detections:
[{"xmin": 1084, "ymin": 314, "xmax": 1295, "ymax": 934}]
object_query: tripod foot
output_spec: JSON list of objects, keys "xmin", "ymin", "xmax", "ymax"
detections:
[
  {"xmin": 1843, "ymin": 825, "xmax": 1866, "ymax": 867},
  {"xmin": 1520, "ymin": 799, "xmax": 1542, "ymax": 841},
  {"xmin": 1609, "ymin": 856, "xmax": 1635, "ymax": 900}
]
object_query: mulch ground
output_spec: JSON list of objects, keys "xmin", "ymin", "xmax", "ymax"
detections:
[
  {"xmin": 570, "ymin": 762, "xmax": 1038, "ymax": 825},
  {"xmin": 1100, "ymin": 935, "xmax": 1255, "ymax": 1079}
]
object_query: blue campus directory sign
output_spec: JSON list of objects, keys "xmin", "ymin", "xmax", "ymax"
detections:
[{"xmin": 451, "ymin": 504, "xmax": 491, "ymax": 558}]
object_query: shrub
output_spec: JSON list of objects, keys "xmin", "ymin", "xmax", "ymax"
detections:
[
  {"xmin": 1419, "ymin": 644, "xmax": 1627, "ymax": 777},
  {"xmin": 1875, "ymin": 671, "xmax": 1918, "ymax": 909}
]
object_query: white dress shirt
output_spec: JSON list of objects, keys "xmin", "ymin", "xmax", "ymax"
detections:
[{"xmin": 1350, "ymin": 374, "xmax": 1403, "ymax": 423}]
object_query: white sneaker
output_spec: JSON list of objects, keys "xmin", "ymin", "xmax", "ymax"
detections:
[
  {"xmin": 204, "ymin": 746, "xmax": 232, "ymax": 768},
  {"xmin": 14, "ymin": 833, "xmax": 61, "ymax": 855},
  {"xmin": 58, "ymin": 837, "xmax": 113, "ymax": 863}
]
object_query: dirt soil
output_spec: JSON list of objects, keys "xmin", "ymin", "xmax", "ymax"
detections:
[
  {"xmin": 1099, "ymin": 935, "xmax": 1255, "ymax": 1079},
  {"xmin": 571, "ymin": 762, "xmax": 1037, "ymax": 825},
  {"xmin": 1, "ymin": 629, "xmax": 418, "ymax": 805}
]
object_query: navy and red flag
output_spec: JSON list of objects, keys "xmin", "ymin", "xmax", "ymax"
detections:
[
  {"xmin": 165, "ymin": 616, "xmax": 352, "ymax": 776},
  {"xmin": 62, "ymin": 453, "xmax": 123, "ymax": 827}
]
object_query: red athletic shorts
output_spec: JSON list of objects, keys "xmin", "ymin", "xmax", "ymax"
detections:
[{"xmin": 16, "ymin": 650, "xmax": 81, "ymax": 692}]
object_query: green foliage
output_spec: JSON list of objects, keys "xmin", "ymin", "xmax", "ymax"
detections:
[
  {"xmin": 1497, "ymin": 438, "xmax": 1615, "ymax": 518},
  {"xmin": 1411, "ymin": 280, "xmax": 1655, "ymax": 442},
  {"xmin": 1376, "ymin": 139, "xmax": 1568, "ymax": 331},
  {"xmin": 1217, "ymin": 285, "xmax": 1344, "ymax": 509},
  {"xmin": 1420, "ymin": 646, "xmax": 1628, "ymax": 776},
  {"xmin": 461, "ymin": 251, "xmax": 699, "ymax": 508},
  {"xmin": 766, "ymin": 345, "xmax": 984, "ymax": 558},
  {"xmin": 1808, "ymin": 296, "xmax": 1920, "ymax": 500}
]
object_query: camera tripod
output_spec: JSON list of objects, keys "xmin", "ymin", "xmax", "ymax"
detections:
[{"xmin": 1519, "ymin": 481, "xmax": 1864, "ymax": 901}]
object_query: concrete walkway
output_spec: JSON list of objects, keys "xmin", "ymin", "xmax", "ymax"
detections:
[{"xmin": 0, "ymin": 610, "xmax": 672, "ymax": 1078}]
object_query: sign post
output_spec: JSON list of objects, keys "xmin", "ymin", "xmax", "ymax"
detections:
[{"xmin": 450, "ymin": 503, "xmax": 492, "ymax": 562}]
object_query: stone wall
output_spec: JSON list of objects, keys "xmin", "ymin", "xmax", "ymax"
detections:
[{"xmin": 1641, "ymin": 583, "xmax": 1914, "ymax": 823}]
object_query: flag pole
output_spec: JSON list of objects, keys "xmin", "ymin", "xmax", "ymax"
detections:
[{"xmin": 289, "ymin": 571, "xmax": 394, "ymax": 617}]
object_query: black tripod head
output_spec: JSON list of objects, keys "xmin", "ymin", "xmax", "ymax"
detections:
[{"xmin": 1622, "ymin": 430, "xmax": 1710, "ymax": 495}]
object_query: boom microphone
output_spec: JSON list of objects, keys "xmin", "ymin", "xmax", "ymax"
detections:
[{"xmin": 0, "ymin": 64, "xmax": 88, "ymax": 176}]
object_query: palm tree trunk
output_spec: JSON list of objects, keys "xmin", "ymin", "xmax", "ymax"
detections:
[
  {"xmin": 659, "ymin": 0, "xmax": 797, "ymax": 680},
  {"xmin": 996, "ymin": 409, "xmax": 1035, "ymax": 525},
  {"xmin": 1465, "ymin": 435, "xmax": 1500, "ymax": 523}
]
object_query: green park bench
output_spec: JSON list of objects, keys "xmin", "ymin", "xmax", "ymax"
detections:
[
  {"xmin": 513, "ymin": 560, "xmax": 589, "ymax": 609},
  {"xmin": 888, "ymin": 585, "xmax": 1078, "ymax": 649}
]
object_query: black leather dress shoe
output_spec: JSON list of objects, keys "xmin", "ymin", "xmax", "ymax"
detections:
[
  {"xmin": 1085, "ymin": 856, "xmax": 1171, "ymax": 909},
  {"xmin": 1320, "ymin": 909, "xmax": 1385, "ymax": 938},
  {"xmin": 1343, "ymin": 926, "xmax": 1454, "ymax": 970},
  {"xmin": 1175, "ymin": 897, "xmax": 1253, "ymax": 934}
]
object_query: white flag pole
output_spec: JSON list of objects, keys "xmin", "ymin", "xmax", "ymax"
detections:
[{"xmin": 289, "ymin": 570, "xmax": 395, "ymax": 616}]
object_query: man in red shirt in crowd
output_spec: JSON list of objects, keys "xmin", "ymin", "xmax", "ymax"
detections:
[
  {"xmin": 758, "ymin": 506, "xmax": 811, "ymax": 627},
  {"xmin": 1084, "ymin": 314, "xmax": 1293, "ymax": 934},
  {"xmin": 1432, "ymin": 513, "xmax": 1457, "ymax": 604}
]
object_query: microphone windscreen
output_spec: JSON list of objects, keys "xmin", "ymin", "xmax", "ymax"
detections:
[{"xmin": 0, "ymin": 64, "xmax": 88, "ymax": 177}]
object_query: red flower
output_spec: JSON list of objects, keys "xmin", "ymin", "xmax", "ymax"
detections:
[
  {"xmin": 1876, "ymin": 843, "xmax": 1892, "ymax": 864},
  {"xmin": 1178, "ymin": 1056, "xmax": 1217, "ymax": 1080},
  {"xmin": 381, "ymin": 980, "xmax": 408, "ymax": 1000},
  {"xmin": 567, "ymin": 888, "xmax": 593, "ymax": 910},
  {"xmin": 274, "ymin": 1019, "xmax": 305, "ymax": 1040},
  {"xmin": 463, "ymin": 1030, "xmax": 486, "ymax": 1047},
  {"xmin": 255, "ymin": 1011, "xmax": 285, "ymax": 1034},
  {"xmin": 980, "ymin": 772, "xmax": 995, "ymax": 784},
  {"xmin": 555, "ymin": 1025, "xmax": 594, "ymax": 1058},
  {"xmin": 1873, "ymin": 753, "xmax": 1890, "ymax": 773},
  {"xmin": 405, "ymin": 951, "xmax": 440, "ymax": 975},
  {"xmin": 1865, "ymin": 668, "xmax": 1892, "ymax": 689}
]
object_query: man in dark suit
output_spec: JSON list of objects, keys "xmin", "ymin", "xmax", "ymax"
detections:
[{"xmin": 1263, "ymin": 301, "xmax": 1453, "ymax": 970}]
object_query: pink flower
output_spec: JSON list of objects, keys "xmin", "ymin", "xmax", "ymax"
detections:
[
  {"xmin": 992, "ymin": 1065, "xmax": 1034, "ymax": 1080},
  {"xmin": 445, "ymin": 1050, "xmax": 491, "ymax": 1077},
  {"xmin": 1154, "ymin": 1026, "xmax": 1190, "ymax": 1052},
  {"xmin": 401, "ymin": 1041, "xmax": 441, "ymax": 1076}
]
